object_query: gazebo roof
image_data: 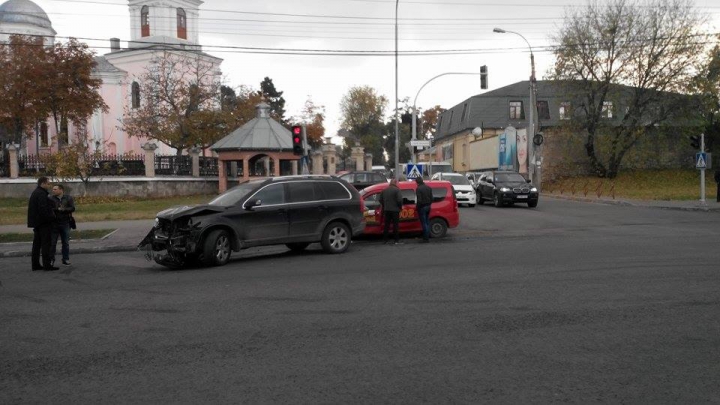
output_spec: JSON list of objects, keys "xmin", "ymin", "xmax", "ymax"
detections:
[{"xmin": 211, "ymin": 103, "xmax": 293, "ymax": 152}]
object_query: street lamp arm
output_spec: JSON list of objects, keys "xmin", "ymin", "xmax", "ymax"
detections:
[{"xmin": 413, "ymin": 72, "xmax": 478, "ymax": 109}]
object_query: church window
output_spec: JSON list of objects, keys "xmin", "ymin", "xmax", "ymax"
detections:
[
  {"xmin": 132, "ymin": 82, "xmax": 141, "ymax": 109},
  {"xmin": 59, "ymin": 117, "xmax": 69, "ymax": 146},
  {"xmin": 177, "ymin": 8, "xmax": 187, "ymax": 39},
  {"xmin": 39, "ymin": 122, "xmax": 48, "ymax": 147},
  {"xmin": 141, "ymin": 6, "xmax": 150, "ymax": 37}
]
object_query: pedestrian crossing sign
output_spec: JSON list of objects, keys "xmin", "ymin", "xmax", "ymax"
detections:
[
  {"xmin": 696, "ymin": 152, "xmax": 707, "ymax": 169},
  {"xmin": 406, "ymin": 164, "xmax": 423, "ymax": 179}
]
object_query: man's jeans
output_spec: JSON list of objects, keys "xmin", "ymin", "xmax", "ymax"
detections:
[
  {"xmin": 51, "ymin": 223, "xmax": 71, "ymax": 261},
  {"xmin": 418, "ymin": 204, "xmax": 431, "ymax": 240}
]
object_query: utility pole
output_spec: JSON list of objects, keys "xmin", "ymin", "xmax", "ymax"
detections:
[
  {"xmin": 700, "ymin": 133, "xmax": 706, "ymax": 204},
  {"xmin": 394, "ymin": 0, "xmax": 400, "ymax": 180}
]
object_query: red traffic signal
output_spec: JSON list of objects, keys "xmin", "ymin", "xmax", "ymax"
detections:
[{"xmin": 292, "ymin": 125, "xmax": 303, "ymax": 155}]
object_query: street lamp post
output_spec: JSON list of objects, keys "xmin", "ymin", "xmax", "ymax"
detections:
[
  {"xmin": 493, "ymin": 28, "xmax": 540, "ymax": 189},
  {"xmin": 394, "ymin": 0, "xmax": 400, "ymax": 180},
  {"xmin": 411, "ymin": 72, "xmax": 482, "ymax": 162}
]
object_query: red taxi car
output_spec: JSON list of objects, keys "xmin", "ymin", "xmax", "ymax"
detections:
[{"xmin": 359, "ymin": 180, "xmax": 459, "ymax": 238}]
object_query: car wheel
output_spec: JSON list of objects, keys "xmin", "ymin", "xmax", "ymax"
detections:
[
  {"xmin": 321, "ymin": 222, "xmax": 351, "ymax": 254},
  {"xmin": 429, "ymin": 218, "xmax": 448, "ymax": 238},
  {"xmin": 286, "ymin": 242, "xmax": 310, "ymax": 251},
  {"xmin": 528, "ymin": 200, "xmax": 538, "ymax": 208},
  {"xmin": 201, "ymin": 229, "xmax": 231, "ymax": 266},
  {"xmin": 493, "ymin": 193, "xmax": 503, "ymax": 208}
]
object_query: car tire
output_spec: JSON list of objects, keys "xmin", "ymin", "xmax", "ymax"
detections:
[
  {"xmin": 493, "ymin": 193, "xmax": 503, "ymax": 208},
  {"xmin": 528, "ymin": 201, "xmax": 538, "ymax": 208},
  {"xmin": 429, "ymin": 218, "xmax": 448, "ymax": 238},
  {"xmin": 201, "ymin": 229, "xmax": 231, "ymax": 267},
  {"xmin": 321, "ymin": 222, "xmax": 351, "ymax": 254},
  {"xmin": 286, "ymin": 242, "xmax": 310, "ymax": 252}
]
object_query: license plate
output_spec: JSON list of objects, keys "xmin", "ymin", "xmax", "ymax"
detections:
[{"xmin": 516, "ymin": 195, "xmax": 528, "ymax": 199}]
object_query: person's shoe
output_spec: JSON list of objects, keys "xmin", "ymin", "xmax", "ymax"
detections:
[
  {"xmin": 62, "ymin": 260, "xmax": 71, "ymax": 266},
  {"xmin": 44, "ymin": 266, "xmax": 59, "ymax": 271}
]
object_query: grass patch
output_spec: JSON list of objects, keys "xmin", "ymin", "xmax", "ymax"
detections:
[
  {"xmin": 0, "ymin": 229, "xmax": 116, "ymax": 243},
  {"xmin": 544, "ymin": 169, "xmax": 718, "ymax": 200},
  {"xmin": 0, "ymin": 194, "xmax": 213, "ymax": 226}
]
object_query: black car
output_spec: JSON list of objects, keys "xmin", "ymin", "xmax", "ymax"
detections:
[
  {"xmin": 477, "ymin": 171, "xmax": 539, "ymax": 208},
  {"xmin": 139, "ymin": 175, "xmax": 366, "ymax": 267},
  {"xmin": 338, "ymin": 171, "xmax": 388, "ymax": 191}
]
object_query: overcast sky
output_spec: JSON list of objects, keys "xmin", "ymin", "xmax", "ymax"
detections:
[{"xmin": 35, "ymin": 0, "xmax": 720, "ymax": 140}]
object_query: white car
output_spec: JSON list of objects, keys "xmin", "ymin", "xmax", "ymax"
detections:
[{"xmin": 431, "ymin": 172, "xmax": 476, "ymax": 207}]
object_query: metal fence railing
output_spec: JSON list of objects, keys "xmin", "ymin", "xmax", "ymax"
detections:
[
  {"xmin": 155, "ymin": 155, "xmax": 192, "ymax": 176},
  {"xmin": 199, "ymin": 157, "xmax": 219, "ymax": 177}
]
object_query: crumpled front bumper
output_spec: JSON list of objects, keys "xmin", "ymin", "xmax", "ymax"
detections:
[{"xmin": 138, "ymin": 227, "xmax": 194, "ymax": 266}]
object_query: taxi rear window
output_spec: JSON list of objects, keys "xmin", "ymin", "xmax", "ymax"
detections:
[{"xmin": 431, "ymin": 187, "xmax": 447, "ymax": 202}]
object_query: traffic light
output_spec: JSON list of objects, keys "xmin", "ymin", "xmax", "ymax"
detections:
[
  {"xmin": 690, "ymin": 135, "xmax": 700, "ymax": 149},
  {"xmin": 480, "ymin": 65, "xmax": 488, "ymax": 90},
  {"xmin": 292, "ymin": 125, "xmax": 303, "ymax": 155}
]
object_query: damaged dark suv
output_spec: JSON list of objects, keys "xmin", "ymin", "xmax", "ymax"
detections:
[{"xmin": 139, "ymin": 175, "xmax": 366, "ymax": 268}]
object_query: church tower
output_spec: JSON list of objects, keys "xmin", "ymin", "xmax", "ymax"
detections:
[{"xmin": 128, "ymin": 0, "xmax": 202, "ymax": 49}]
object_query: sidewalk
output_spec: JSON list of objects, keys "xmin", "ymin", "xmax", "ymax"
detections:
[
  {"xmin": 0, "ymin": 219, "xmax": 153, "ymax": 258},
  {"xmin": 542, "ymin": 193, "xmax": 720, "ymax": 212}
]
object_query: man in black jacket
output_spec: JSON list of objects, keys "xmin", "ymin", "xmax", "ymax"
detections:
[
  {"xmin": 380, "ymin": 179, "xmax": 404, "ymax": 244},
  {"xmin": 415, "ymin": 177, "xmax": 433, "ymax": 242},
  {"xmin": 715, "ymin": 169, "xmax": 720, "ymax": 203},
  {"xmin": 50, "ymin": 184, "xmax": 75, "ymax": 266},
  {"xmin": 27, "ymin": 177, "xmax": 57, "ymax": 271}
]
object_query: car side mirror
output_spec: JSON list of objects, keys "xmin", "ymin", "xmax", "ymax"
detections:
[{"xmin": 245, "ymin": 199, "xmax": 261, "ymax": 210}]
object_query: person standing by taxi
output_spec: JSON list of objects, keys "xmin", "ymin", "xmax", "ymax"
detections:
[
  {"xmin": 50, "ymin": 184, "xmax": 75, "ymax": 266},
  {"xmin": 415, "ymin": 177, "xmax": 433, "ymax": 243},
  {"xmin": 380, "ymin": 179, "xmax": 403, "ymax": 244},
  {"xmin": 27, "ymin": 177, "xmax": 57, "ymax": 271}
]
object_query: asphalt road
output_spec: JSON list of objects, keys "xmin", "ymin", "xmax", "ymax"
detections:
[{"xmin": 2, "ymin": 199, "xmax": 719, "ymax": 404}]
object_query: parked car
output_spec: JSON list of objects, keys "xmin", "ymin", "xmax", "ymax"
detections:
[
  {"xmin": 430, "ymin": 172, "xmax": 476, "ymax": 207},
  {"xmin": 339, "ymin": 171, "xmax": 389, "ymax": 191},
  {"xmin": 359, "ymin": 180, "xmax": 459, "ymax": 238},
  {"xmin": 138, "ymin": 175, "xmax": 366, "ymax": 268},
  {"xmin": 476, "ymin": 171, "xmax": 539, "ymax": 208},
  {"xmin": 371, "ymin": 165, "xmax": 390, "ymax": 179}
]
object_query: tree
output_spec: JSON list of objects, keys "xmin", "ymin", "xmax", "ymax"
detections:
[
  {"xmin": 45, "ymin": 38, "xmax": 107, "ymax": 148},
  {"xmin": 339, "ymin": 86, "xmax": 388, "ymax": 164},
  {"xmin": 220, "ymin": 85, "xmax": 237, "ymax": 112},
  {"xmin": 292, "ymin": 98, "xmax": 325, "ymax": 149},
  {"xmin": 421, "ymin": 105, "xmax": 445, "ymax": 139},
  {"xmin": 550, "ymin": 0, "xmax": 707, "ymax": 178},
  {"xmin": 230, "ymin": 85, "xmax": 265, "ymax": 126},
  {"xmin": 260, "ymin": 77, "xmax": 286, "ymax": 122},
  {"xmin": 122, "ymin": 51, "xmax": 230, "ymax": 156},
  {"xmin": 0, "ymin": 36, "xmax": 50, "ymax": 145},
  {"xmin": 690, "ymin": 36, "xmax": 720, "ymax": 157},
  {"xmin": 40, "ymin": 126, "xmax": 103, "ymax": 196}
]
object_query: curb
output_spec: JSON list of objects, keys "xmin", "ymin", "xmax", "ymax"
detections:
[
  {"xmin": 1, "ymin": 245, "xmax": 139, "ymax": 258},
  {"xmin": 542, "ymin": 194, "xmax": 720, "ymax": 212}
]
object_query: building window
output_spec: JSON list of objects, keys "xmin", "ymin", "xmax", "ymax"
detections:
[
  {"xmin": 38, "ymin": 122, "xmax": 48, "ymax": 147},
  {"xmin": 59, "ymin": 117, "xmax": 69, "ymax": 146},
  {"xmin": 509, "ymin": 101, "xmax": 524, "ymax": 120},
  {"xmin": 537, "ymin": 100, "xmax": 550, "ymax": 120},
  {"xmin": 559, "ymin": 102, "xmax": 571, "ymax": 120},
  {"xmin": 177, "ymin": 8, "xmax": 187, "ymax": 39},
  {"xmin": 460, "ymin": 103, "xmax": 468, "ymax": 122},
  {"xmin": 448, "ymin": 110, "xmax": 454, "ymax": 128},
  {"xmin": 602, "ymin": 101, "xmax": 613, "ymax": 119},
  {"xmin": 141, "ymin": 6, "xmax": 150, "ymax": 37},
  {"xmin": 131, "ymin": 82, "xmax": 141, "ymax": 109}
]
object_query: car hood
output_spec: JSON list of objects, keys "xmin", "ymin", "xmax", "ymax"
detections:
[
  {"xmin": 156, "ymin": 204, "xmax": 226, "ymax": 221},
  {"xmin": 497, "ymin": 181, "xmax": 534, "ymax": 188},
  {"xmin": 453, "ymin": 185, "xmax": 475, "ymax": 192}
]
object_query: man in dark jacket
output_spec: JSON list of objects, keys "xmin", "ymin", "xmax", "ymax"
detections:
[
  {"xmin": 50, "ymin": 184, "xmax": 75, "ymax": 266},
  {"xmin": 27, "ymin": 177, "xmax": 57, "ymax": 271},
  {"xmin": 380, "ymin": 179, "xmax": 404, "ymax": 244},
  {"xmin": 715, "ymin": 169, "xmax": 720, "ymax": 203},
  {"xmin": 415, "ymin": 177, "xmax": 433, "ymax": 242}
]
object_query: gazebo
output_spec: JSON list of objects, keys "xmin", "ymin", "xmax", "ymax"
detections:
[{"xmin": 212, "ymin": 103, "xmax": 300, "ymax": 192}]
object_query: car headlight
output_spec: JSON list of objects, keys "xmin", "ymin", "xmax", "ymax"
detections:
[
  {"xmin": 154, "ymin": 218, "xmax": 160, "ymax": 229},
  {"xmin": 500, "ymin": 187, "xmax": 511, "ymax": 192},
  {"xmin": 530, "ymin": 187, "xmax": 538, "ymax": 192}
]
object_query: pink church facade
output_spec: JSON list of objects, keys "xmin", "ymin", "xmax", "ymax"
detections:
[{"xmin": 24, "ymin": 0, "xmax": 222, "ymax": 157}]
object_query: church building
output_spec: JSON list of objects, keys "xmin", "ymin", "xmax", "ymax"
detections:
[{"xmin": 0, "ymin": 0, "xmax": 223, "ymax": 156}]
